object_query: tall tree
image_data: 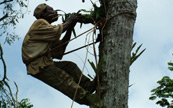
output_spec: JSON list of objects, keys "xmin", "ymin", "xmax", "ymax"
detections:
[{"xmin": 98, "ymin": 0, "xmax": 137, "ymax": 108}]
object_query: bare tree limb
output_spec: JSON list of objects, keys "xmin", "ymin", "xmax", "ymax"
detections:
[
  {"xmin": 0, "ymin": 0, "xmax": 13, "ymax": 5},
  {"xmin": 14, "ymin": 81, "xmax": 19, "ymax": 107},
  {"xmin": 0, "ymin": 44, "xmax": 17, "ymax": 106},
  {"xmin": 0, "ymin": 44, "xmax": 9, "ymax": 81},
  {"xmin": 1, "ymin": 84, "xmax": 11, "ymax": 101},
  {"xmin": 4, "ymin": 81, "xmax": 16, "ymax": 107},
  {"xmin": 0, "ymin": 14, "xmax": 8, "ymax": 22}
]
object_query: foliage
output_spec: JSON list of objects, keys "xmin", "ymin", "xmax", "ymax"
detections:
[
  {"xmin": 89, "ymin": 0, "xmax": 105, "ymax": 22},
  {"xmin": 0, "ymin": 81, "xmax": 33, "ymax": 108},
  {"xmin": 149, "ymin": 60, "xmax": 173, "ymax": 108},
  {"xmin": 149, "ymin": 76, "xmax": 173, "ymax": 108},
  {"xmin": 87, "ymin": 42, "xmax": 145, "ymax": 107},
  {"xmin": 54, "ymin": 0, "xmax": 105, "ymax": 37},
  {"xmin": 168, "ymin": 62, "xmax": 173, "ymax": 71},
  {"xmin": 88, "ymin": 42, "xmax": 145, "ymax": 77},
  {"xmin": 88, "ymin": 42, "xmax": 145, "ymax": 78},
  {"xmin": 88, "ymin": 56, "xmax": 104, "ymax": 75},
  {"xmin": 0, "ymin": 44, "xmax": 33, "ymax": 108},
  {"xmin": 56, "ymin": 0, "xmax": 105, "ymax": 23},
  {"xmin": 130, "ymin": 42, "xmax": 146, "ymax": 65},
  {"xmin": 18, "ymin": 99, "xmax": 33, "ymax": 108},
  {"xmin": 0, "ymin": 0, "xmax": 29, "ymax": 45}
]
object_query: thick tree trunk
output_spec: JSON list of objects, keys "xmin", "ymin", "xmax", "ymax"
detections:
[{"xmin": 99, "ymin": 0, "xmax": 137, "ymax": 108}]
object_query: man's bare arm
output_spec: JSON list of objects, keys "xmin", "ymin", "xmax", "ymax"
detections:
[{"xmin": 62, "ymin": 14, "xmax": 85, "ymax": 32}]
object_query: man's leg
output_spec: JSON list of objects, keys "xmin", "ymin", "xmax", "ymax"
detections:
[
  {"xmin": 32, "ymin": 64, "xmax": 90, "ymax": 105},
  {"xmin": 54, "ymin": 61, "xmax": 96, "ymax": 93}
]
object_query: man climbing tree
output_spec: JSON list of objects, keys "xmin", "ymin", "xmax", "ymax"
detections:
[{"xmin": 22, "ymin": 3, "xmax": 96, "ymax": 106}]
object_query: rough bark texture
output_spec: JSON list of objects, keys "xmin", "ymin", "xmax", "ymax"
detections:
[{"xmin": 99, "ymin": 0, "xmax": 137, "ymax": 108}]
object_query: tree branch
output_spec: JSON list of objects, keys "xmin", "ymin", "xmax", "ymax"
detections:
[
  {"xmin": 0, "ymin": 43, "xmax": 16, "ymax": 105},
  {"xmin": 14, "ymin": 81, "xmax": 19, "ymax": 107},
  {"xmin": 0, "ymin": 44, "xmax": 19, "ymax": 107},
  {"xmin": 0, "ymin": 0, "xmax": 13, "ymax": 5},
  {"xmin": 0, "ymin": 44, "xmax": 9, "ymax": 81},
  {"xmin": 4, "ymin": 81, "xmax": 16, "ymax": 106},
  {"xmin": 0, "ymin": 14, "xmax": 8, "ymax": 22}
]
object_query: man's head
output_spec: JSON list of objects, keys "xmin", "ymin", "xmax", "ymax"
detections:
[{"xmin": 34, "ymin": 3, "xmax": 58, "ymax": 23}]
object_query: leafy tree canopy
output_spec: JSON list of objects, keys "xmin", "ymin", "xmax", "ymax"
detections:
[
  {"xmin": 0, "ymin": 0, "xmax": 29, "ymax": 45},
  {"xmin": 150, "ymin": 60, "xmax": 173, "ymax": 108}
]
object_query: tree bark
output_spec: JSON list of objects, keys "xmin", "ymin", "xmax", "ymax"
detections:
[{"xmin": 99, "ymin": 0, "xmax": 137, "ymax": 108}]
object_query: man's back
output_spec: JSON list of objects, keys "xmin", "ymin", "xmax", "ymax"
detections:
[{"xmin": 22, "ymin": 19, "xmax": 63, "ymax": 75}]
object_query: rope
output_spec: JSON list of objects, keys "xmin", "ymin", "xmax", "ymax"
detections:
[
  {"xmin": 69, "ymin": 11, "xmax": 136, "ymax": 108},
  {"xmin": 49, "ymin": 26, "xmax": 96, "ymax": 53},
  {"xmin": 48, "ymin": 10, "xmax": 136, "ymax": 57},
  {"xmin": 70, "ymin": 29, "xmax": 92, "ymax": 108},
  {"xmin": 25, "ymin": 11, "xmax": 136, "ymax": 107},
  {"xmin": 64, "ymin": 41, "xmax": 98, "ymax": 55},
  {"xmin": 50, "ymin": 11, "xmax": 136, "ymax": 56},
  {"xmin": 92, "ymin": 30, "xmax": 102, "ymax": 108}
]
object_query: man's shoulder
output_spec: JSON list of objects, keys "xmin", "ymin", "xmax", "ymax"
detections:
[
  {"xmin": 35, "ymin": 19, "xmax": 49, "ymax": 23},
  {"xmin": 32, "ymin": 19, "xmax": 50, "ymax": 27}
]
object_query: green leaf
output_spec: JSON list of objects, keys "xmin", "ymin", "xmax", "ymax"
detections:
[
  {"xmin": 97, "ymin": 56, "xmax": 104, "ymax": 72},
  {"xmin": 88, "ymin": 59, "xmax": 97, "ymax": 73},
  {"xmin": 168, "ymin": 62, "xmax": 173, "ymax": 71},
  {"xmin": 130, "ymin": 43, "xmax": 146, "ymax": 65},
  {"xmin": 168, "ymin": 62, "xmax": 173, "ymax": 66},
  {"xmin": 22, "ymin": 14, "xmax": 24, "ymax": 18},
  {"xmin": 88, "ymin": 74, "xmax": 94, "ymax": 80},
  {"xmin": 77, "ymin": 9, "xmax": 91, "ymax": 14},
  {"xmin": 90, "ymin": 0, "xmax": 95, "ymax": 5},
  {"xmin": 95, "ymin": 11, "xmax": 100, "ymax": 21},
  {"xmin": 129, "ymin": 83, "xmax": 134, "ymax": 88},
  {"xmin": 168, "ymin": 67, "xmax": 173, "ymax": 71},
  {"xmin": 131, "ymin": 42, "xmax": 136, "ymax": 50},
  {"xmin": 55, "ymin": 9, "xmax": 66, "ymax": 13},
  {"xmin": 0, "ymin": 81, "xmax": 4, "ymax": 88},
  {"xmin": 72, "ymin": 29, "xmax": 76, "ymax": 37},
  {"xmin": 130, "ymin": 48, "xmax": 146, "ymax": 65},
  {"xmin": 80, "ymin": 23, "xmax": 83, "ymax": 28},
  {"xmin": 135, "ymin": 44, "xmax": 143, "ymax": 54},
  {"xmin": 149, "ymin": 96, "xmax": 157, "ymax": 100},
  {"xmin": 62, "ymin": 16, "xmax": 65, "ymax": 22}
]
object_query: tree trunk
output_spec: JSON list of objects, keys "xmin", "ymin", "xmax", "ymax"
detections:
[{"xmin": 99, "ymin": 0, "xmax": 137, "ymax": 108}]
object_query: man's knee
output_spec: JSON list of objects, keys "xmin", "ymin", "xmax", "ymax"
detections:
[{"xmin": 64, "ymin": 61, "xmax": 77, "ymax": 68}]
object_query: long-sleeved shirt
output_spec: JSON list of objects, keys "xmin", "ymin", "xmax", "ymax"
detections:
[{"xmin": 22, "ymin": 19, "xmax": 63, "ymax": 75}]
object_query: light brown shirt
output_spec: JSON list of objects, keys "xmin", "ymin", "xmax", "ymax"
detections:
[{"xmin": 22, "ymin": 19, "xmax": 63, "ymax": 75}]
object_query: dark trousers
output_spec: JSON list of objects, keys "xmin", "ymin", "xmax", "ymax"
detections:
[{"xmin": 32, "ymin": 61, "xmax": 91, "ymax": 105}]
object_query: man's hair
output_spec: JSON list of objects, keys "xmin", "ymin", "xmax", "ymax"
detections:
[{"xmin": 33, "ymin": 3, "xmax": 47, "ymax": 19}]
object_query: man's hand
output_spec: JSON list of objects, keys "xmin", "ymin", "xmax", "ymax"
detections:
[{"xmin": 62, "ymin": 14, "xmax": 86, "ymax": 32}]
